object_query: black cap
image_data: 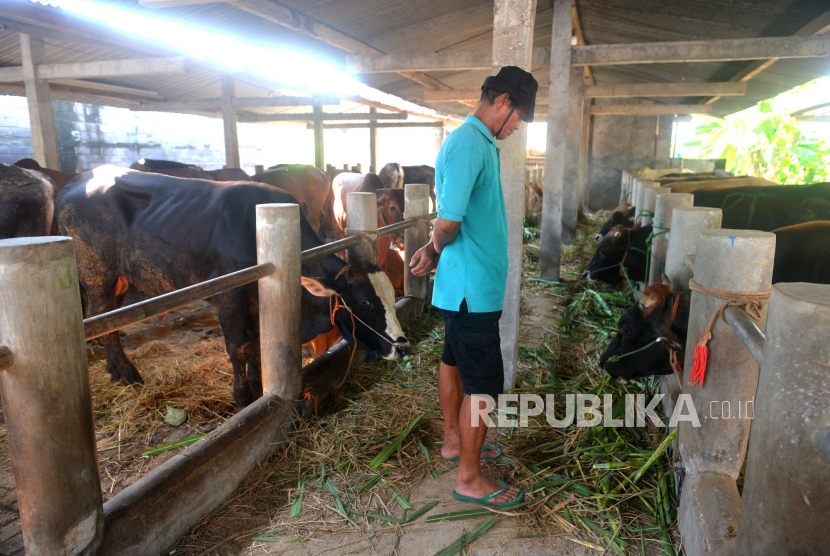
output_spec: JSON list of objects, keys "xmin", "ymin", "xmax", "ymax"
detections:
[{"xmin": 481, "ymin": 66, "xmax": 539, "ymax": 123}]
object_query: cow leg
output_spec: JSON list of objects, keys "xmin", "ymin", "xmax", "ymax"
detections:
[
  {"xmin": 86, "ymin": 280, "xmax": 144, "ymax": 385},
  {"xmin": 213, "ymin": 291, "xmax": 255, "ymax": 408}
]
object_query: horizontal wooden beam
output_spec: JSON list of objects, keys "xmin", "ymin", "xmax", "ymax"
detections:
[
  {"xmin": 351, "ymin": 36, "xmax": 829, "ymax": 73},
  {"xmin": 305, "ymin": 121, "xmax": 444, "ymax": 129},
  {"xmin": 239, "ymin": 112, "xmax": 408, "ymax": 123},
  {"xmin": 591, "ymin": 104, "xmax": 712, "ymax": 116},
  {"xmin": 0, "ymin": 56, "xmax": 187, "ymax": 82},
  {"xmin": 424, "ymin": 81, "xmax": 747, "ymax": 103},
  {"xmin": 51, "ymin": 79, "xmax": 161, "ymax": 98},
  {"xmin": 585, "ymin": 81, "xmax": 747, "ymax": 98},
  {"xmin": 131, "ymin": 95, "xmax": 342, "ymax": 112},
  {"xmin": 796, "ymin": 115, "xmax": 830, "ymax": 123},
  {"xmin": 572, "ymin": 36, "xmax": 830, "ymax": 66},
  {"xmin": 346, "ymin": 47, "xmax": 550, "ymax": 73}
]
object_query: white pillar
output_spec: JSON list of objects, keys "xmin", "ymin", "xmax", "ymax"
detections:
[
  {"xmin": 369, "ymin": 107, "xmax": 378, "ymax": 173},
  {"xmin": 539, "ymin": 0, "xmax": 571, "ymax": 280},
  {"xmin": 404, "ymin": 184, "xmax": 430, "ymax": 311},
  {"xmin": 19, "ymin": 34, "xmax": 59, "ymax": 170},
  {"xmin": 221, "ymin": 75, "xmax": 241, "ymax": 169},
  {"xmin": 313, "ymin": 105, "xmax": 325, "ymax": 170},
  {"xmin": 492, "ymin": 0, "xmax": 537, "ymax": 389},
  {"xmin": 346, "ymin": 192, "xmax": 378, "ymax": 264}
]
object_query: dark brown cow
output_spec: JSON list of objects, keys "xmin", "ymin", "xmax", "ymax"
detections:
[
  {"xmin": 378, "ymin": 163, "xmax": 436, "ymax": 208},
  {"xmin": 130, "ymin": 158, "xmax": 252, "ymax": 182},
  {"xmin": 0, "ymin": 163, "xmax": 55, "ymax": 239},
  {"xmin": 254, "ymin": 165, "xmax": 333, "ymax": 241},
  {"xmin": 14, "ymin": 158, "xmax": 75, "ymax": 193},
  {"xmin": 332, "ymin": 172, "xmax": 403, "ymax": 234}
]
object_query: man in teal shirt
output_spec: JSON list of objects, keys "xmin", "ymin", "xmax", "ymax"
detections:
[{"xmin": 410, "ymin": 66, "xmax": 537, "ymax": 507}]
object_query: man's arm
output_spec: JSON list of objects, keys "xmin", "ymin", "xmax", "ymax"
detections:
[{"xmin": 409, "ymin": 218, "xmax": 460, "ymax": 276}]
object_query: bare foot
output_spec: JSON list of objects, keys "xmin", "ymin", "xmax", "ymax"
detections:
[
  {"xmin": 454, "ymin": 474, "xmax": 521, "ymax": 504},
  {"xmin": 441, "ymin": 435, "xmax": 500, "ymax": 460}
]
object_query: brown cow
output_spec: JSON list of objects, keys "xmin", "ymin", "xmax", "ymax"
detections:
[
  {"xmin": 254, "ymin": 165, "xmax": 333, "ymax": 241},
  {"xmin": 14, "ymin": 158, "xmax": 75, "ymax": 193}
]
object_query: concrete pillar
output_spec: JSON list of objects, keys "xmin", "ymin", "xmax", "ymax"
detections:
[
  {"xmin": 404, "ymin": 184, "xmax": 430, "ymax": 310},
  {"xmin": 640, "ymin": 185, "xmax": 669, "ymax": 227},
  {"xmin": 254, "ymin": 164, "xmax": 265, "ymax": 175},
  {"xmin": 369, "ymin": 107, "xmax": 378, "ymax": 174},
  {"xmin": 664, "ymin": 207, "xmax": 723, "ymax": 293},
  {"xmin": 221, "ymin": 75, "xmax": 241, "ymax": 169},
  {"xmin": 19, "ymin": 34, "xmax": 59, "ymax": 170},
  {"xmin": 346, "ymin": 192, "xmax": 378, "ymax": 264},
  {"xmin": 736, "ymin": 283, "xmax": 830, "ymax": 556},
  {"xmin": 619, "ymin": 170, "xmax": 629, "ymax": 204},
  {"xmin": 677, "ymin": 229, "xmax": 775, "ymax": 556},
  {"xmin": 578, "ymin": 100, "xmax": 592, "ymax": 213},
  {"xmin": 648, "ymin": 193, "xmax": 693, "ymax": 285},
  {"xmin": 633, "ymin": 178, "xmax": 654, "ymax": 221},
  {"xmin": 313, "ymin": 105, "xmax": 325, "ymax": 170},
  {"xmin": 256, "ymin": 204, "xmax": 302, "ymax": 400},
  {"xmin": 0, "ymin": 237, "xmax": 103, "ymax": 555},
  {"xmin": 491, "ymin": 0, "xmax": 537, "ymax": 388},
  {"xmin": 539, "ymin": 0, "xmax": 570, "ymax": 280}
]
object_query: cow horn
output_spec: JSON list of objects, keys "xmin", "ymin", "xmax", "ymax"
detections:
[
  {"xmin": 613, "ymin": 230, "xmax": 622, "ymax": 238},
  {"xmin": 639, "ymin": 293, "xmax": 656, "ymax": 310}
]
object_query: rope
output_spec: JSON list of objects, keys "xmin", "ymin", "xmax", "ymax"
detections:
[
  {"xmin": 344, "ymin": 228, "xmax": 379, "ymax": 253},
  {"xmin": 686, "ymin": 279, "xmax": 771, "ymax": 387},
  {"xmin": 403, "ymin": 213, "xmax": 434, "ymax": 230}
]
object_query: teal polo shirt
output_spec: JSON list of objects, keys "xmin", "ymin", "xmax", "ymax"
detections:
[{"xmin": 432, "ymin": 115, "xmax": 508, "ymax": 313}]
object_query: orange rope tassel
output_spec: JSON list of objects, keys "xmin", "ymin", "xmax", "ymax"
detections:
[{"xmin": 688, "ymin": 333, "xmax": 710, "ymax": 386}]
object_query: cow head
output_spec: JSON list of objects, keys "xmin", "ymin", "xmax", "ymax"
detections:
[
  {"xmin": 302, "ymin": 260, "xmax": 410, "ymax": 359},
  {"xmin": 583, "ymin": 225, "xmax": 630, "ymax": 285},
  {"xmin": 376, "ymin": 189, "xmax": 404, "ymax": 228},
  {"xmin": 599, "ymin": 284, "xmax": 685, "ymax": 383},
  {"xmin": 595, "ymin": 210, "xmax": 635, "ymax": 241}
]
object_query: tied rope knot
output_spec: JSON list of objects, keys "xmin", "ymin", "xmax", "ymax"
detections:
[
  {"xmin": 403, "ymin": 213, "xmax": 434, "ymax": 230},
  {"xmin": 344, "ymin": 228, "xmax": 379, "ymax": 253},
  {"xmin": 686, "ymin": 279, "xmax": 771, "ymax": 387}
]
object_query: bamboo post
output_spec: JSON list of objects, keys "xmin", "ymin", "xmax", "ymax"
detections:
[
  {"xmin": 0, "ymin": 237, "xmax": 103, "ymax": 556},
  {"xmin": 256, "ymin": 204, "xmax": 302, "ymax": 400},
  {"xmin": 404, "ymin": 184, "xmax": 430, "ymax": 310},
  {"xmin": 346, "ymin": 192, "xmax": 378, "ymax": 264}
]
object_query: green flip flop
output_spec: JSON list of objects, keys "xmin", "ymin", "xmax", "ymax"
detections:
[
  {"xmin": 452, "ymin": 479, "xmax": 524, "ymax": 508},
  {"xmin": 440, "ymin": 444, "xmax": 503, "ymax": 462}
]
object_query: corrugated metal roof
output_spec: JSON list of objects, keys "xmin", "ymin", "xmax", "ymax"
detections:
[{"xmin": 0, "ymin": 0, "xmax": 828, "ymax": 119}]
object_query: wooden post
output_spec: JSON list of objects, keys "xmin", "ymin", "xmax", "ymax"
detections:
[
  {"xmin": 562, "ymin": 64, "xmax": 583, "ymax": 243},
  {"xmin": 539, "ymin": 0, "xmax": 571, "ymax": 280},
  {"xmin": 19, "ymin": 34, "xmax": 59, "ymax": 170},
  {"xmin": 492, "ymin": 0, "xmax": 537, "ymax": 389},
  {"xmin": 404, "ymin": 184, "xmax": 430, "ymax": 311},
  {"xmin": 221, "ymin": 75, "xmax": 241, "ymax": 169},
  {"xmin": 345, "ymin": 192, "xmax": 378, "ymax": 264},
  {"xmin": 0, "ymin": 237, "xmax": 103, "ymax": 555},
  {"xmin": 369, "ymin": 107, "xmax": 378, "ymax": 174},
  {"xmin": 313, "ymin": 105, "xmax": 325, "ymax": 170},
  {"xmin": 256, "ymin": 204, "xmax": 302, "ymax": 400},
  {"xmin": 254, "ymin": 164, "xmax": 264, "ymax": 175},
  {"xmin": 578, "ymin": 98, "xmax": 593, "ymax": 212}
]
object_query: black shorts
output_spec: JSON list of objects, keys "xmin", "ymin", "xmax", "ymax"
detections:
[{"xmin": 441, "ymin": 299, "xmax": 504, "ymax": 399}]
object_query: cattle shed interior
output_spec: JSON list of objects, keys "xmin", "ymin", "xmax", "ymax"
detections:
[{"xmin": 1, "ymin": 1, "xmax": 830, "ymax": 555}]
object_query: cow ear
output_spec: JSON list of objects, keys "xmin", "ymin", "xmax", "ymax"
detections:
[
  {"xmin": 662, "ymin": 273, "xmax": 673, "ymax": 290},
  {"xmin": 302, "ymin": 276, "xmax": 341, "ymax": 297}
]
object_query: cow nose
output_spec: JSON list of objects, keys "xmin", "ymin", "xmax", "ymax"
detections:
[
  {"xmin": 593, "ymin": 233, "xmax": 602, "ymax": 241},
  {"xmin": 581, "ymin": 269, "xmax": 590, "ymax": 280},
  {"xmin": 394, "ymin": 342, "xmax": 411, "ymax": 358}
]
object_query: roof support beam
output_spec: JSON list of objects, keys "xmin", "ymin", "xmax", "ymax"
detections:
[
  {"xmin": 348, "ymin": 36, "xmax": 829, "ymax": 73},
  {"xmin": 701, "ymin": 8, "xmax": 830, "ymax": 104},
  {"xmin": 221, "ymin": 75, "xmax": 240, "ymax": 169},
  {"xmin": 20, "ymin": 34, "xmax": 59, "ymax": 170},
  {"xmin": 0, "ymin": 57, "xmax": 186, "ymax": 82},
  {"xmin": 573, "ymin": 36, "xmax": 830, "ymax": 66},
  {"xmin": 591, "ymin": 104, "xmax": 713, "ymax": 116},
  {"xmin": 424, "ymin": 82, "xmax": 747, "ymax": 102},
  {"xmin": 305, "ymin": 122, "xmax": 443, "ymax": 129},
  {"xmin": 239, "ymin": 112, "xmax": 408, "ymax": 123},
  {"xmin": 131, "ymin": 96, "xmax": 342, "ymax": 112}
]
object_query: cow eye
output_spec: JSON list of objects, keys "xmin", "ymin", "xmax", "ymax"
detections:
[{"xmin": 359, "ymin": 299, "xmax": 372, "ymax": 308}]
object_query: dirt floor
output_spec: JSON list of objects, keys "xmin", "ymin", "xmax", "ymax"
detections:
[{"xmin": 0, "ymin": 213, "xmax": 682, "ymax": 556}]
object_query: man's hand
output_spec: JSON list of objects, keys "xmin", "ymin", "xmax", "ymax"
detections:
[{"xmin": 409, "ymin": 240, "xmax": 439, "ymax": 276}]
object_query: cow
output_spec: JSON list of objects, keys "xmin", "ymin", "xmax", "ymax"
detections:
[
  {"xmin": 13, "ymin": 158, "xmax": 76, "ymax": 193},
  {"xmin": 56, "ymin": 166, "xmax": 411, "ymax": 408},
  {"xmin": 254, "ymin": 165, "xmax": 334, "ymax": 241},
  {"xmin": 0, "ymin": 163, "xmax": 56, "ymax": 239},
  {"xmin": 595, "ymin": 203, "xmax": 635, "ymax": 240},
  {"xmin": 582, "ymin": 224, "xmax": 652, "ymax": 285},
  {"xmin": 131, "ymin": 158, "xmax": 252, "ymax": 182},
  {"xmin": 332, "ymin": 172, "xmax": 402, "ymax": 234},
  {"xmin": 599, "ymin": 222, "xmax": 830, "ymax": 382},
  {"xmin": 378, "ymin": 163, "xmax": 436, "ymax": 209}
]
